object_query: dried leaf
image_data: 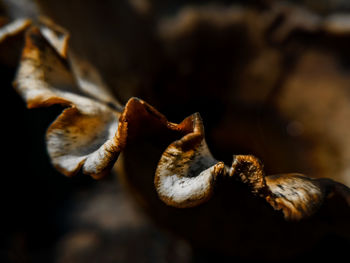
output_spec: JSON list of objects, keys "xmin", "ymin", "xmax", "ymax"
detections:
[
  {"xmin": 14, "ymin": 27, "xmax": 122, "ymax": 178},
  {"xmin": 0, "ymin": 18, "xmax": 31, "ymax": 67},
  {"xmin": 155, "ymin": 126, "xmax": 350, "ymax": 220},
  {"xmin": 3, "ymin": 7, "xmax": 349, "ymax": 223},
  {"xmin": 265, "ymin": 174, "xmax": 350, "ymax": 220},
  {"xmin": 230, "ymin": 154, "xmax": 350, "ymax": 220},
  {"xmin": 38, "ymin": 16, "xmax": 69, "ymax": 58},
  {"xmin": 155, "ymin": 113, "xmax": 226, "ymax": 208},
  {"xmin": 0, "ymin": 18, "xmax": 31, "ymax": 43}
]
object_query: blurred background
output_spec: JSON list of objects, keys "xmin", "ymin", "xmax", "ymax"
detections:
[{"xmin": 1, "ymin": 0, "xmax": 350, "ymax": 262}]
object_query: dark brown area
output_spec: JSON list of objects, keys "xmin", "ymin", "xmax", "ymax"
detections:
[{"xmin": 2, "ymin": 0, "xmax": 350, "ymax": 262}]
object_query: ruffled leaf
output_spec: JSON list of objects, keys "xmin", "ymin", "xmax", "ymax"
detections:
[
  {"xmin": 155, "ymin": 113, "xmax": 226, "ymax": 208},
  {"xmin": 14, "ymin": 26, "xmax": 122, "ymax": 178}
]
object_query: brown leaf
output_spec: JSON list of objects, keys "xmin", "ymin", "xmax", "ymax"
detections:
[
  {"xmin": 14, "ymin": 26, "xmax": 122, "ymax": 178},
  {"xmin": 155, "ymin": 113, "xmax": 226, "ymax": 208}
]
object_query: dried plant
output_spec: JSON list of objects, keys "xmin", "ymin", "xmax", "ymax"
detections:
[{"xmin": 1, "ymin": 0, "xmax": 350, "ymax": 261}]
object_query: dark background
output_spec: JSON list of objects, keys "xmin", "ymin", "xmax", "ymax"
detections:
[{"xmin": 1, "ymin": 0, "xmax": 350, "ymax": 262}]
